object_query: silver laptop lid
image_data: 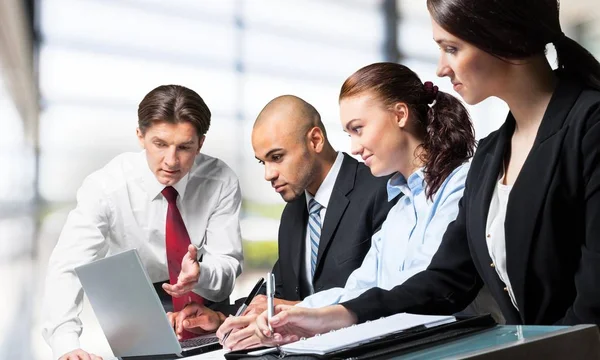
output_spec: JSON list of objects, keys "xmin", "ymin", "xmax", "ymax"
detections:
[{"xmin": 75, "ymin": 249, "xmax": 182, "ymax": 357}]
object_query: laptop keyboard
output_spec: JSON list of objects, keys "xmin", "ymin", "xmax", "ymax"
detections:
[{"xmin": 180, "ymin": 335, "xmax": 219, "ymax": 349}]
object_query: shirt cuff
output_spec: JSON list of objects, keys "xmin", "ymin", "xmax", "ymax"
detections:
[
  {"xmin": 196, "ymin": 262, "xmax": 210, "ymax": 288},
  {"xmin": 51, "ymin": 332, "xmax": 80, "ymax": 360}
]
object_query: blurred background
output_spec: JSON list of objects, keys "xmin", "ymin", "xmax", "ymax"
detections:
[{"xmin": 0, "ymin": 0, "xmax": 598, "ymax": 359}]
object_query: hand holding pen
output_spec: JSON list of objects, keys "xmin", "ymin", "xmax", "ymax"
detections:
[
  {"xmin": 220, "ymin": 277, "xmax": 265, "ymax": 345},
  {"xmin": 266, "ymin": 272, "xmax": 276, "ymax": 332}
]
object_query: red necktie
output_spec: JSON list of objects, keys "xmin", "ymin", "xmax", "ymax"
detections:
[{"xmin": 162, "ymin": 186, "xmax": 204, "ymax": 339}]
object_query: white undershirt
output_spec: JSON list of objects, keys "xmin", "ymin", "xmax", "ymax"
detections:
[{"xmin": 485, "ymin": 174, "xmax": 518, "ymax": 310}]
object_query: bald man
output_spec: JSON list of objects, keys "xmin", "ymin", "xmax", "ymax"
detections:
[{"xmin": 168, "ymin": 96, "xmax": 396, "ymax": 349}]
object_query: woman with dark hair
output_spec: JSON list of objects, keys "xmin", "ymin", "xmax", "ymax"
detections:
[{"xmin": 254, "ymin": 0, "xmax": 600, "ymax": 344}]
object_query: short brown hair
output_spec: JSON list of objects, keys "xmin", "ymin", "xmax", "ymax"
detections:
[{"xmin": 137, "ymin": 85, "xmax": 211, "ymax": 137}]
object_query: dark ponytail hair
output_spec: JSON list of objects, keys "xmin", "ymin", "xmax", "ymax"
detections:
[
  {"xmin": 554, "ymin": 37, "xmax": 600, "ymax": 89},
  {"xmin": 340, "ymin": 62, "xmax": 475, "ymax": 200},
  {"xmin": 423, "ymin": 90, "xmax": 476, "ymax": 199},
  {"xmin": 427, "ymin": 0, "xmax": 600, "ymax": 90}
]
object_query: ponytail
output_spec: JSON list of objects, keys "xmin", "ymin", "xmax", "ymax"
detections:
[
  {"xmin": 555, "ymin": 35, "xmax": 600, "ymax": 91},
  {"xmin": 340, "ymin": 63, "xmax": 476, "ymax": 201},
  {"xmin": 421, "ymin": 90, "xmax": 475, "ymax": 200}
]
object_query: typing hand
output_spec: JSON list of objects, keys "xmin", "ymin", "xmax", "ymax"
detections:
[
  {"xmin": 167, "ymin": 302, "xmax": 224, "ymax": 340},
  {"xmin": 163, "ymin": 244, "xmax": 200, "ymax": 297},
  {"xmin": 216, "ymin": 313, "xmax": 262, "ymax": 350},
  {"xmin": 58, "ymin": 348, "xmax": 103, "ymax": 360},
  {"xmin": 254, "ymin": 305, "xmax": 357, "ymax": 346}
]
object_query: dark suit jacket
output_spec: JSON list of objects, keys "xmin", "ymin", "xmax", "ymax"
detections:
[
  {"xmin": 271, "ymin": 153, "xmax": 397, "ymax": 301},
  {"xmin": 343, "ymin": 73, "xmax": 600, "ymax": 326}
]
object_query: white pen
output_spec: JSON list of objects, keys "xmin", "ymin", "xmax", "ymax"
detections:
[{"xmin": 266, "ymin": 272, "xmax": 275, "ymax": 332}]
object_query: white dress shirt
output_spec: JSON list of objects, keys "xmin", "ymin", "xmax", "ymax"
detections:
[
  {"xmin": 485, "ymin": 176, "xmax": 518, "ymax": 309},
  {"xmin": 302, "ymin": 152, "xmax": 344, "ymax": 294},
  {"xmin": 41, "ymin": 151, "xmax": 243, "ymax": 359},
  {"xmin": 299, "ymin": 163, "xmax": 469, "ymax": 308}
]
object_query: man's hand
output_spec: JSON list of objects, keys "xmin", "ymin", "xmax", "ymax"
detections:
[
  {"xmin": 243, "ymin": 295, "xmax": 300, "ymax": 316},
  {"xmin": 163, "ymin": 244, "xmax": 201, "ymax": 297},
  {"xmin": 58, "ymin": 348, "xmax": 103, "ymax": 360},
  {"xmin": 216, "ymin": 314, "xmax": 262, "ymax": 350},
  {"xmin": 167, "ymin": 302, "xmax": 224, "ymax": 340}
]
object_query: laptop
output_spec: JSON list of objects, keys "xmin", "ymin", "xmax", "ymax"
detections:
[{"xmin": 75, "ymin": 249, "xmax": 221, "ymax": 359}]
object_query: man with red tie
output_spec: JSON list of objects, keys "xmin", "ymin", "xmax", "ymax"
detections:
[{"xmin": 41, "ymin": 85, "xmax": 243, "ymax": 360}]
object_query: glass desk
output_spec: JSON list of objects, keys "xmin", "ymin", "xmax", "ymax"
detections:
[{"xmin": 396, "ymin": 325, "xmax": 591, "ymax": 359}]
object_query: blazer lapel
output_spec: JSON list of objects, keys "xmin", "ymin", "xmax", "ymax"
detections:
[
  {"xmin": 480, "ymin": 125, "xmax": 511, "ymax": 236},
  {"xmin": 505, "ymin": 76, "xmax": 583, "ymax": 318},
  {"xmin": 289, "ymin": 193, "xmax": 309, "ymax": 282},
  {"xmin": 471, "ymin": 120, "xmax": 512, "ymax": 261},
  {"xmin": 468, "ymin": 120, "xmax": 527, "ymax": 323},
  {"xmin": 315, "ymin": 154, "xmax": 354, "ymax": 272}
]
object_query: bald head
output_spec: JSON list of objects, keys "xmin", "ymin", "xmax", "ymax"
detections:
[
  {"xmin": 254, "ymin": 95, "xmax": 327, "ymax": 140},
  {"xmin": 252, "ymin": 95, "xmax": 338, "ymax": 201}
]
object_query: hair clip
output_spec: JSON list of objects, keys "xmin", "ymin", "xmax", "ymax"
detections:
[{"xmin": 423, "ymin": 81, "xmax": 439, "ymax": 105}]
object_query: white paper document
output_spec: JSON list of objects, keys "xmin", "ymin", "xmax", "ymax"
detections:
[{"xmin": 280, "ymin": 313, "xmax": 455, "ymax": 355}]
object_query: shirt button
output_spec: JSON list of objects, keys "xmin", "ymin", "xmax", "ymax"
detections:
[
  {"xmin": 503, "ymin": 287, "xmax": 508, "ymax": 292},
  {"xmin": 490, "ymin": 263, "xmax": 495, "ymax": 268},
  {"xmin": 487, "ymin": 234, "xmax": 491, "ymax": 238}
]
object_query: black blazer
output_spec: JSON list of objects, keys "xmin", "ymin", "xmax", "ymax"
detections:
[
  {"xmin": 272, "ymin": 153, "xmax": 397, "ymax": 301},
  {"xmin": 343, "ymin": 74, "xmax": 600, "ymax": 326}
]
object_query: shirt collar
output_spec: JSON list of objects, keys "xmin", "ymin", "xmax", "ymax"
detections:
[
  {"xmin": 140, "ymin": 150, "xmax": 193, "ymax": 201},
  {"xmin": 387, "ymin": 167, "xmax": 425, "ymax": 201},
  {"xmin": 305, "ymin": 152, "xmax": 344, "ymax": 210}
]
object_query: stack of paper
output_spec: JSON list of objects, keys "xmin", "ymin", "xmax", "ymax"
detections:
[{"xmin": 280, "ymin": 313, "xmax": 455, "ymax": 355}]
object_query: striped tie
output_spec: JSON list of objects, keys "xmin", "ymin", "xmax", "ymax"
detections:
[{"xmin": 308, "ymin": 198, "xmax": 324, "ymax": 278}]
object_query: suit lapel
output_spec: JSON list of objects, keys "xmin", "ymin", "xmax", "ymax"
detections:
[
  {"xmin": 469, "ymin": 122, "xmax": 528, "ymax": 323},
  {"xmin": 289, "ymin": 193, "xmax": 309, "ymax": 282},
  {"xmin": 505, "ymin": 77, "xmax": 582, "ymax": 317},
  {"xmin": 315, "ymin": 154, "xmax": 355, "ymax": 272},
  {"xmin": 478, "ymin": 124, "xmax": 512, "ymax": 240},
  {"xmin": 470, "ymin": 122, "xmax": 511, "ymax": 282}
]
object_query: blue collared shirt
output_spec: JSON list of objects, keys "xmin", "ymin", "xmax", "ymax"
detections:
[{"xmin": 298, "ymin": 163, "xmax": 470, "ymax": 308}]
